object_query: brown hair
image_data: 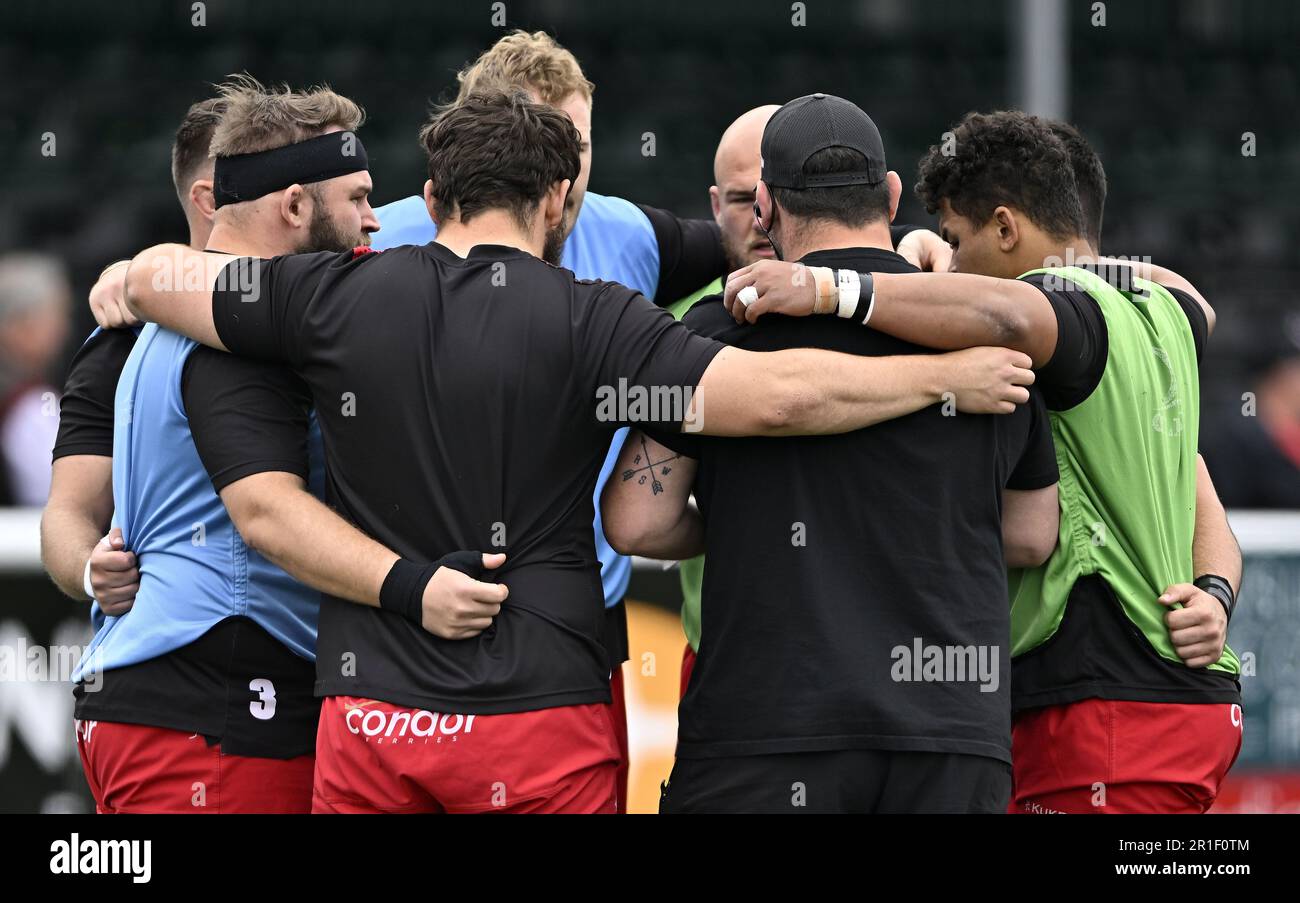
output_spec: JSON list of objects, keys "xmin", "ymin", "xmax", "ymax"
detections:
[
  {"xmin": 208, "ymin": 74, "xmax": 364, "ymax": 157},
  {"xmin": 455, "ymin": 30, "xmax": 593, "ymax": 106},
  {"xmin": 420, "ymin": 92, "xmax": 581, "ymax": 230},
  {"xmin": 1048, "ymin": 120, "xmax": 1107, "ymax": 249},
  {"xmin": 171, "ymin": 98, "xmax": 227, "ymax": 205}
]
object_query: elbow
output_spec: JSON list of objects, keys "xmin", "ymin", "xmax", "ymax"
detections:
[
  {"xmin": 987, "ymin": 303, "xmax": 1035, "ymax": 351},
  {"xmin": 123, "ymin": 254, "xmax": 153, "ymax": 321},
  {"xmin": 601, "ymin": 497, "xmax": 670, "ymax": 557},
  {"xmin": 1005, "ymin": 531, "xmax": 1056, "ymax": 569},
  {"xmin": 226, "ymin": 493, "xmax": 277, "ymax": 557},
  {"xmin": 758, "ymin": 373, "xmax": 817, "ymax": 435},
  {"xmin": 602, "ymin": 510, "xmax": 650, "ymax": 557}
]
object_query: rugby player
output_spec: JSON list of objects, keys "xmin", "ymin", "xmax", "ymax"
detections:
[
  {"xmin": 370, "ymin": 30, "xmax": 729, "ymax": 811},
  {"xmin": 605, "ymin": 94, "xmax": 1059, "ymax": 814},
  {"xmin": 727, "ymin": 110, "xmax": 1243, "ymax": 814},
  {"xmin": 670, "ymin": 105, "xmax": 932, "ymax": 696},
  {"xmin": 666, "ymin": 104, "xmax": 780, "ymax": 696},
  {"xmin": 43, "ymin": 98, "xmax": 225, "ymax": 616},
  {"xmin": 117, "ymin": 91, "xmax": 1036, "ymax": 814},
  {"xmin": 67, "ymin": 79, "xmax": 412, "ymax": 813}
]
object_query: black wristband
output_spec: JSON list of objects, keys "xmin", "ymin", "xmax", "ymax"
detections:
[
  {"xmin": 1194, "ymin": 573, "xmax": 1236, "ymax": 623},
  {"xmin": 379, "ymin": 551, "xmax": 489, "ymax": 626},
  {"xmin": 380, "ymin": 558, "xmax": 439, "ymax": 625}
]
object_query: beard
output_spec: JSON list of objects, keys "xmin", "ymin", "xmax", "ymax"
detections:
[
  {"xmin": 542, "ymin": 221, "xmax": 566, "ymax": 266},
  {"xmin": 296, "ymin": 194, "xmax": 365, "ymax": 254}
]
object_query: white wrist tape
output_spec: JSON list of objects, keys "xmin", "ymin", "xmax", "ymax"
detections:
[
  {"xmin": 834, "ymin": 269, "xmax": 861, "ymax": 319},
  {"xmin": 859, "ymin": 281, "xmax": 877, "ymax": 326},
  {"xmin": 83, "ymin": 556, "xmax": 96, "ymax": 601}
]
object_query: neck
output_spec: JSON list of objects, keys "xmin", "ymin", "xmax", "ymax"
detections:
[
  {"xmin": 781, "ymin": 218, "xmax": 894, "ymax": 262},
  {"xmin": 205, "ymin": 217, "xmax": 297, "ymax": 258},
  {"xmin": 435, "ymin": 208, "xmax": 543, "ymax": 259},
  {"xmin": 185, "ymin": 212, "xmax": 212, "ymax": 252},
  {"xmin": 1020, "ymin": 233, "xmax": 1098, "ymax": 274}
]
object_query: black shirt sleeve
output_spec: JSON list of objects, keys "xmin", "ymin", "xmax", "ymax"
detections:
[
  {"xmin": 1006, "ymin": 389, "xmax": 1059, "ymax": 490},
  {"xmin": 636, "ymin": 204, "xmax": 726, "ymax": 307},
  {"xmin": 182, "ymin": 345, "xmax": 313, "ymax": 492},
  {"xmin": 646, "ymin": 296, "xmax": 738, "ymax": 459},
  {"xmin": 212, "ymin": 250, "xmax": 353, "ymax": 366},
  {"xmin": 51, "ymin": 328, "xmax": 137, "ymax": 460},
  {"xmin": 1166, "ymin": 287, "xmax": 1208, "ymax": 363},
  {"xmin": 1020, "ymin": 272, "xmax": 1109, "ymax": 412},
  {"xmin": 577, "ymin": 281, "xmax": 725, "ymax": 430}
]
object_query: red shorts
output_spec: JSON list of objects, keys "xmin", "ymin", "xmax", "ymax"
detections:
[
  {"xmin": 311, "ymin": 696, "xmax": 620, "ymax": 813},
  {"xmin": 75, "ymin": 719, "xmax": 314, "ymax": 814},
  {"xmin": 609, "ymin": 665, "xmax": 629, "ymax": 814},
  {"xmin": 1009, "ymin": 698, "xmax": 1244, "ymax": 814}
]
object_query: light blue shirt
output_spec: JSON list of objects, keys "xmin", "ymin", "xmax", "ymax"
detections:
[{"xmin": 75, "ymin": 325, "xmax": 325, "ymax": 682}]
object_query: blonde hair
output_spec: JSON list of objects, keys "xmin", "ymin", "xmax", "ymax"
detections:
[
  {"xmin": 208, "ymin": 74, "xmax": 364, "ymax": 157},
  {"xmin": 455, "ymin": 30, "xmax": 593, "ymax": 107}
]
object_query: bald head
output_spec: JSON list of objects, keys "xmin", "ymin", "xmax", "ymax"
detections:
[
  {"xmin": 711, "ymin": 105, "xmax": 780, "ymax": 270},
  {"xmin": 714, "ymin": 104, "xmax": 779, "ymax": 186}
]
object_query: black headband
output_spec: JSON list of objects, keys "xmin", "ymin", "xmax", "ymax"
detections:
[{"xmin": 213, "ymin": 131, "xmax": 368, "ymax": 208}]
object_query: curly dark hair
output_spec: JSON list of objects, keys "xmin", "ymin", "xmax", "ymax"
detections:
[
  {"xmin": 1048, "ymin": 120, "xmax": 1107, "ymax": 249},
  {"xmin": 420, "ymin": 91, "xmax": 581, "ymax": 230},
  {"xmin": 915, "ymin": 110, "xmax": 1085, "ymax": 241}
]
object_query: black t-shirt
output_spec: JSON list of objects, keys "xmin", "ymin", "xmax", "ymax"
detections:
[
  {"xmin": 182, "ymin": 345, "xmax": 315, "ymax": 493},
  {"xmin": 1015, "ymin": 264, "xmax": 1240, "ymax": 708},
  {"xmin": 636, "ymin": 205, "xmax": 725, "ymax": 306},
  {"xmin": 74, "ymin": 616, "xmax": 319, "ymax": 758},
  {"xmin": 655, "ymin": 247, "xmax": 1058, "ymax": 763},
  {"xmin": 51, "ymin": 328, "xmax": 138, "ymax": 461},
  {"xmin": 211, "ymin": 243, "xmax": 724, "ymax": 714}
]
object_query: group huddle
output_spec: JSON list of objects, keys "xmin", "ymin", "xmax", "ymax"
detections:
[{"xmin": 41, "ymin": 30, "xmax": 1242, "ymax": 815}]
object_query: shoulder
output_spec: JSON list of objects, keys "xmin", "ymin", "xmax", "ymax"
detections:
[
  {"xmin": 1017, "ymin": 267, "xmax": 1095, "ymax": 298},
  {"xmin": 571, "ymin": 271, "xmax": 646, "ymax": 305},
  {"xmin": 65, "ymin": 327, "xmax": 139, "ymax": 384},
  {"xmin": 575, "ymin": 192, "xmax": 653, "ymax": 231},
  {"xmin": 76, "ymin": 325, "xmax": 140, "ymax": 357},
  {"xmin": 565, "ymin": 192, "xmax": 659, "ymax": 293},
  {"xmin": 681, "ymin": 293, "xmax": 744, "ymax": 343}
]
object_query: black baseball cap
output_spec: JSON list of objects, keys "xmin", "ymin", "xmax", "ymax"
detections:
[{"xmin": 760, "ymin": 93, "xmax": 887, "ymax": 189}]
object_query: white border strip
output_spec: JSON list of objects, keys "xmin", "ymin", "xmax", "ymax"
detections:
[{"xmin": 2, "ymin": 507, "xmax": 1297, "ymax": 574}]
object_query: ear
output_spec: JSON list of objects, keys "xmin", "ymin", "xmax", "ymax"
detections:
[
  {"xmin": 543, "ymin": 178, "xmax": 571, "ymax": 231},
  {"xmin": 423, "ymin": 179, "xmax": 439, "ymax": 223},
  {"xmin": 279, "ymin": 184, "xmax": 308, "ymax": 229},
  {"xmin": 189, "ymin": 178, "xmax": 217, "ymax": 222},
  {"xmin": 754, "ymin": 181, "xmax": 773, "ymax": 231},
  {"xmin": 992, "ymin": 205, "xmax": 1020, "ymax": 252},
  {"xmin": 708, "ymin": 185, "xmax": 723, "ymax": 223},
  {"xmin": 884, "ymin": 171, "xmax": 903, "ymax": 223}
]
